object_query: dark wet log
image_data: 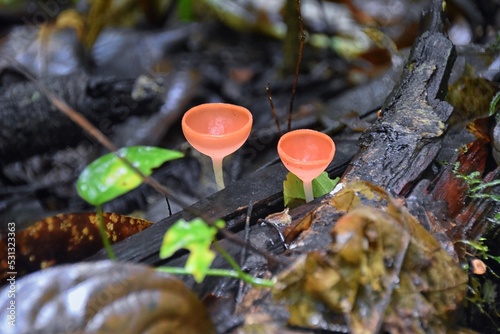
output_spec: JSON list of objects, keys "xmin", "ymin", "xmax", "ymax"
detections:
[
  {"xmin": 430, "ymin": 140, "xmax": 489, "ymax": 217},
  {"xmin": 0, "ymin": 72, "xmax": 162, "ymax": 164},
  {"xmin": 342, "ymin": 4, "xmax": 456, "ymax": 195}
]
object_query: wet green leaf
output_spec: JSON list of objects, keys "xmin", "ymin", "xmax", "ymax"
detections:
[
  {"xmin": 159, "ymin": 218, "xmax": 225, "ymax": 283},
  {"xmin": 490, "ymin": 91, "xmax": 500, "ymax": 116},
  {"xmin": 177, "ymin": 0, "xmax": 193, "ymax": 21},
  {"xmin": 77, "ymin": 146, "xmax": 183, "ymax": 206},
  {"xmin": 283, "ymin": 172, "xmax": 339, "ymax": 207}
]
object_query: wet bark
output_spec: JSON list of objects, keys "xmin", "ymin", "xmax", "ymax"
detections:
[{"xmin": 342, "ymin": 27, "xmax": 456, "ymax": 195}]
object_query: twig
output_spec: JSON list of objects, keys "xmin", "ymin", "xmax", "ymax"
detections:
[
  {"xmin": 266, "ymin": 82, "xmax": 283, "ymax": 136},
  {"xmin": 237, "ymin": 201, "xmax": 255, "ymax": 301},
  {"xmin": 287, "ymin": 0, "xmax": 305, "ymax": 132},
  {"xmin": 240, "ymin": 201, "xmax": 254, "ymax": 265}
]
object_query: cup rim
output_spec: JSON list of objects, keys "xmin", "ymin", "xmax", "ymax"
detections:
[
  {"xmin": 277, "ymin": 129, "xmax": 335, "ymax": 166},
  {"xmin": 182, "ymin": 103, "xmax": 253, "ymax": 138}
]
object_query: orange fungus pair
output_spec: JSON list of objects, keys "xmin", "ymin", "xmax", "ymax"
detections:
[{"xmin": 182, "ymin": 103, "xmax": 336, "ymax": 200}]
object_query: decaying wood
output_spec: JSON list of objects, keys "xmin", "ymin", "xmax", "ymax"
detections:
[
  {"xmin": 280, "ymin": 0, "xmax": 458, "ymax": 254},
  {"xmin": 342, "ymin": 7, "xmax": 456, "ymax": 195}
]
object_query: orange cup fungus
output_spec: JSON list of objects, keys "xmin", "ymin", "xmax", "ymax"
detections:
[{"xmin": 182, "ymin": 103, "xmax": 253, "ymax": 190}]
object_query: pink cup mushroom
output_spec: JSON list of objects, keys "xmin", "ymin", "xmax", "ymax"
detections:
[
  {"xmin": 278, "ymin": 129, "xmax": 336, "ymax": 202},
  {"xmin": 182, "ymin": 103, "xmax": 253, "ymax": 190}
]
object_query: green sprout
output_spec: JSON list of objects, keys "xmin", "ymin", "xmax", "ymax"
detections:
[
  {"xmin": 467, "ymin": 275, "xmax": 499, "ymax": 325},
  {"xmin": 489, "ymin": 91, "xmax": 500, "ymax": 117},
  {"xmin": 452, "ymin": 162, "xmax": 500, "ymax": 203},
  {"xmin": 459, "ymin": 238, "xmax": 500, "ymax": 267},
  {"xmin": 76, "ymin": 145, "xmax": 184, "ymax": 259},
  {"xmin": 452, "ymin": 163, "xmax": 500, "ymax": 330},
  {"xmin": 283, "ymin": 171, "xmax": 339, "ymax": 208},
  {"xmin": 157, "ymin": 218, "xmax": 274, "ymax": 288}
]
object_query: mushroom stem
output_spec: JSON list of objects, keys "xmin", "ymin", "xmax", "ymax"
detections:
[
  {"xmin": 303, "ymin": 179, "xmax": 314, "ymax": 203},
  {"xmin": 212, "ymin": 157, "xmax": 225, "ymax": 190}
]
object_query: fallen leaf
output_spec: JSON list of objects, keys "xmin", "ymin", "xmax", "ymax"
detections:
[
  {"xmin": 0, "ymin": 212, "xmax": 152, "ymax": 279},
  {"xmin": 0, "ymin": 261, "xmax": 215, "ymax": 334}
]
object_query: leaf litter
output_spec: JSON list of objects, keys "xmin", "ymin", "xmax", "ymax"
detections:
[{"xmin": 273, "ymin": 181, "xmax": 468, "ymax": 334}]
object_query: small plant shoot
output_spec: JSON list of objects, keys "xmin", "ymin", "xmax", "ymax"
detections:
[
  {"xmin": 158, "ymin": 218, "xmax": 274, "ymax": 287},
  {"xmin": 76, "ymin": 146, "xmax": 183, "ymax": 260},
  {"xmin": 77, "ymin": 146, "xmax": 183, "ymax": 206},
  {"xmin": 489, "ymin": 91, "xmax": 500, "ymax": 116},
  {"xmin": 159, "ymin": 218, "xmax": 224, "ymax": 283},
  {"xmin": 283, "ymin": 172, "xmax": 339, "ymax": 207}
]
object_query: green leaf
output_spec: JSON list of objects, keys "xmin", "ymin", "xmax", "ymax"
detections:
[
  {"xmin": 283, "ymin": 172, "xmax": 339, "ymax": 208},
  {"xmin": 312, "ymin": 172, "xmax": 339, "ymax": 197},
  {"xmin": 177, "ymin": 0, "xmax": 193, "ymax": 21},
  {"xmin": 159, "ymin": 218, "xmax": 225, "ymax": 283},
  {"xmin": 77, "ymin": 146, "xmax": 183, "ymax": 206},
  {"xmin": 490, "ymin": 91, "xmax": 500, "ymax": 116}
]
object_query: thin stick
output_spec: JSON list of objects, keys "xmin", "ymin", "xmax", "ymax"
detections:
[
  {"xmin": 237, "ymin": 201, "xmax": 255, "ymax": 301},
  {"xmin": 287, "ymin": 0, "xmax": 305, "ymax": 132},
  {"xmin": 266, "ymin": 82, "xmax": 283, "ymax": 136},
  {"xmin": 165, "ymin": 197, "xmax": 173, "ymax": 216},
  {"xmin": 239, "ymin": 201, "xmax": 254, "ymax": 265},
  {"xmin": 213, "ymin": 241, "xmax": 275, "ymax": 287}
]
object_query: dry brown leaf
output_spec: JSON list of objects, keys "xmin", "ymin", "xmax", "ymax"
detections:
[{"xmin": 0, "ymin": 212, "xmax": 152, "ymax": 279}]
